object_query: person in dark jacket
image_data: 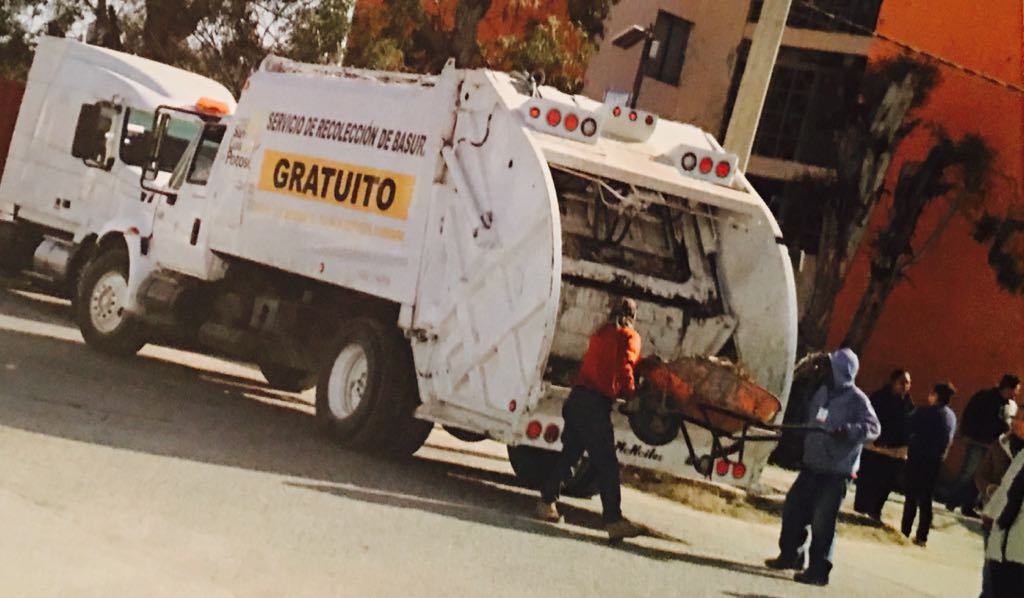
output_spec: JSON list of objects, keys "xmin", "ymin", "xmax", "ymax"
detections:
[
  {"xmin": 901, "ymin": 382, "xmax": 958, "ymax": 546},
  {"xmin": 983, "ymin": 449, "xmax": 1024, "ymax": 598},
  {"xmin": 765, "ymin": 348, "xmax": 880, "ymax": 586},
  {"xmin": 947, "ymin": 374, "xmax": 1021, "ymax": 516},
  {"xmin": 535, "ymin": 298, "xmax": 644, "ymax": 542},
  {"xmin": 975, "ymin": 412, "xmax": 1024, "ymax": 598},
  {"xmin": 855, "ymin": 369, "xmax": 914, "ymax": 520}
]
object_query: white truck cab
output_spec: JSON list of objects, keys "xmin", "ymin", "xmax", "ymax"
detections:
[
  {"xmin": 67, "ymin": 54, "xmax": 797, "ymax": 491},
  {"xmin": 0, "ymin": 37, "xmax": 235, "ymax": 292}
]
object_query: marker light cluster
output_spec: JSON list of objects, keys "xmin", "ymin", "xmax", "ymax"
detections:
[
  {"xmin": 524, "ymin": 420, "xmax": 562, "ymax": 444},
  {"xmin": 668, "ymin": 143, "xmax": 739, "ymax": 186},
  {"xmin": 522, "ymin": 99, "xmax": 601, "ymax": 144},
  {"xmin": 602, "ymin": 104, "xmax": 658, "ymax": 142},
  {"xmin": 715, "ymin": 459, "xmax": 747, "ymax": 480}
]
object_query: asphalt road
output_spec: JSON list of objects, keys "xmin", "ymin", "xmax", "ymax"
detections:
[{"xmin": 0, "ymin": 277, "xmax": 980, "ymax": 597}]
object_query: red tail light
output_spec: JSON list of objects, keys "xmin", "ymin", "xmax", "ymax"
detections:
[
  {"xmin": 715, "ymin": 161, "xmax": 731, "ymax": 178},
  {"xmin": 699, "ymin": 157, "xmax": 714, "ymax": 174},
  {"xmin": 546, "ymin": 109, "xmax": 562, "ymax": 127},
  {"xmin": 715, "ymin": 459, "xmax": 730, "ymax": 477},
  {"xmin": 526, "ymin": 420, "xmax": 542, "ymax": 439},
  {"xmin": 543, "ymin": 424, "xmax": 560, "ymax": 443},
  {"xmin": 529, "ymin": 106, "xmax": 541, "ymax": 119},
  {"xmin": 612, "ymin": 106, "xmax": 622, "ymax": 117},
  {"xmin": 508, "ymin": 400, "xmax": 518, "ymax": 412},
  {"xmin": 564, "ymin": 114, "xmax": 579, "ymax": 132},
  {"xmin": 628, "ymin": 111, "xmax": 638, "ymax": 121},
  {"xmin": 645, "ymin": 115, "xmax": 655, "ymax": 125},
  {"xmin": 731, "ymin": 462, "xmax": 747, "ymax": 479}
]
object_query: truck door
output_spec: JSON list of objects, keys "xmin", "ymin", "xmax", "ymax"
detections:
[
  {"xmin": 149, "ymin": 119, "xmax": 225, "ymax": 278},
  {"xmin": 409, "ymin": 102, "xmax": 562, "ymax": 432}
]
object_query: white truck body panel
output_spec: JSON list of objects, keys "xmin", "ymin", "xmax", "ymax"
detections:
[
  {"xmin": 138, "ymin": 56, "xmax": 797, "ymax": 488},
  {"xmin": 0, "ymin": 37, "xmax": 235, "ymax": 242}
]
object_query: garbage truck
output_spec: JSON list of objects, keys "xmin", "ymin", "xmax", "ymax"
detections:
[
  {"xmin": 4, "ymin": 45, "xmax": 798, "ymax": 491},
  {"xmin": 0, "ymin": 37, "xmax": 235, "ymax": 292}
]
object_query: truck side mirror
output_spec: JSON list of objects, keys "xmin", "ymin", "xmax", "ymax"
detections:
[
  {"xmin": 140, "ymin": 112, "xmax": 177, "ymax": 200},
  {"xmin": 71, "ymin": 103, "xmax": 113, "ymax": 169}
]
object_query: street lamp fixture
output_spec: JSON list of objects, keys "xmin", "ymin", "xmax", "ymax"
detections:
[{"xmin": 610, "ymin": 24, "xmax": 656, "ymax": 109}]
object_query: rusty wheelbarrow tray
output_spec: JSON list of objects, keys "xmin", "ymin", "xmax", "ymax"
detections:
[{"xmin": 633, "ymin": 356, "xmax": 822, "ymax": 478}]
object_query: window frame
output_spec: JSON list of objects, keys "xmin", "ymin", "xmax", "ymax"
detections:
[{"xmin": 644, "ymin": 10, "xmax": 694, "ymax": 87}]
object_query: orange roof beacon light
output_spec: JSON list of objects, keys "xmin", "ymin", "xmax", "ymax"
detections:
[{"xmin": 194, "ymin": 96, "xmax": 231, "ymax": 116}]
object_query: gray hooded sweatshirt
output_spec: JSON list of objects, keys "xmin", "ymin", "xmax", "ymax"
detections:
[{"xmin": 802, "ymin": 349, "xmax": 881, "ymax": 476}]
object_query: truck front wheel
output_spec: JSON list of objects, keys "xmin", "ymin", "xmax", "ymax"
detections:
[
  {"xmin": 315, "ymin": 317, "xmax": 432, "ymax": 457},
  {"xmin": 506, "ymin": 445, "xmax": 598, "ymax": 499},
  {"xmin": 74, "ymin": 249, "xmax": 146, "ymax": 356}
]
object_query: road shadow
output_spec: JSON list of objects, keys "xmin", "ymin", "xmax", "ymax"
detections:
[{"xmin": 0, "ymin": 285, "xmax": 790, "ymax": 583}]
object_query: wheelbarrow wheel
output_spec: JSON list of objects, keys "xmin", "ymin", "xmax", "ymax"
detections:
[{"xmin": 694, "ymin": 454, "xmax": 714, "ymax": 477}]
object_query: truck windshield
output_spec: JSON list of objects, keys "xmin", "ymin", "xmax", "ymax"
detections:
[{"xmin": 120, "ymin": 108, "xmax": 203, "ymax": 171}]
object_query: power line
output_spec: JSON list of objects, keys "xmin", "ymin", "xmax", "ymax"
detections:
[{"xmin": 795, "ymin": 0, "xmax": 1024, "ymax": 96}]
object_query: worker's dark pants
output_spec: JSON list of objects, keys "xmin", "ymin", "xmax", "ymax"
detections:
[
  {"xmin": 777, "ymin": 469, "xmax": 849, "ymax": 577},
  {"xmin": 541, "ymin": 386, "xmax": 623, "ymax": 523},
  {"xmin": 854, "ymin": 450, "xmax": 904, "ymax": 518},
  {"xmin": 990, "ymin": 560, "xmax": 1024, "ymax": 598},
  {"xmin": 902, "ymin": 457, "xmax": 942, "ymax": 542}
]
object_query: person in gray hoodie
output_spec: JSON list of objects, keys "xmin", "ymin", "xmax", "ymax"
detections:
[{"xmin": 765, "ymin": 348, "xmax": 881, "ymax": 586}]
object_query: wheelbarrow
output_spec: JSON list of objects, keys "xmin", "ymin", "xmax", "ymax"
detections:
[{"xmin": 625, "ymin": 356, "xmax": 820, "ymax": 478}]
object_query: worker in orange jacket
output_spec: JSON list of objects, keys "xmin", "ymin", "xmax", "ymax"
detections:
[{"xmin": 536, "ymin": 297, "xmax": 644, "ymax": 542}]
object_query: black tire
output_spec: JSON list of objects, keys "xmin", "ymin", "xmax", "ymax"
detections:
[
  {"xmin": 506, "ymin": 445, "xmax": 599, "ymax": 499},
  {"xmin": 315, "ymin": 317, "xmax": 433, "ymax": 457},
  {"xmin": 74, "ymin": 248, "xmax": 146, "ymax": 356},
  {"xmin": 260, "ymin": 362, "xmax": 317, "ymax": 392}
]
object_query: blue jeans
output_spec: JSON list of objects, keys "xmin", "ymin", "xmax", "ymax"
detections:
[
  {"xmin": 778, "ymin": 469, "xmax": 849, "ymax": 576},
  {"xmin": 947, "ymin": 440, "xmax": 988, "ymax": 510}
]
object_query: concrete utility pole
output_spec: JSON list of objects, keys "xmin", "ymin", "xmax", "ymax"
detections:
[{"xmin": 723, "ymin": 0, "xmax": 794, "ymax": 171}]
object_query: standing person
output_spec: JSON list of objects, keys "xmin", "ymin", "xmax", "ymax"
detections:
[
  {"xmin": 974, "ymin": 410, "xmax": 1024, "ymax": 597},
  {"xmin": 901, "ymin": 383, "xmax": 957, "ymax": 547},
  {"xmin": 948, "ymin": 375, "xmax": 1022, "ymax": 517},
  {"xmin": 765, "ymin": 348, "xmax": 881, "ymax": 587},
  {"xmin": 855, "ymin": 369, "xmax": 915, "ymax": 520},
  {"xmin": 983, "ymin": 448, "xmax": 1024, "ymax": 598},
  {"xmin": 535, "ymin": 298, "xmax": 644, "ymax": 542}
]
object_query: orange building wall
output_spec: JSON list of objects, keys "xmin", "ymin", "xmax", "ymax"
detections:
[{"xmin": 827, "ymin": 0, "xmax": 1024, "ymax": 471}]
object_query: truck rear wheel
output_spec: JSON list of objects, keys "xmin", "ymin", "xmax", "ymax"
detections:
[
  {"xmin": 260, "ymin": 363, "xmax": 317, "ymax": 392},
  {"xmin": 74, "ymin": 249, "xmax": 145, "ymax": 356},
  {"xmin": 506, "ymin": 445, "xmax": 599, "ymax": 499},
  {"xmin": 315, "ymin": 317, "xmax": 432, "ymax": 457}
]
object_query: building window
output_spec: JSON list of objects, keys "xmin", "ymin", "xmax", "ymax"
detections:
[
  {"xmin": 645, "ymin": 11, "xmax": 693, "ymax": 86},
  {"xmin": 747, "ymin": 174, "xmax": 824, "ymax": 255},
  {"xmin": 748, "ymin": 0, "xmax": 883, "ymax": 34},
  {"xmin": 722, "ymin": 44, "xmax": 865, "ymax": 166}
]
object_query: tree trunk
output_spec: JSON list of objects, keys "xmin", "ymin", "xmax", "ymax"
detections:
[
  {"xmin": 452, "ymin": 0, "xmax": 492, "ymax": 68},
  {"xmin": 795, "ymin": 73, "xmax": 920, "ymax": 356},
  {"xmin": 843, "ymin": 148, "xmax": 951, "ymax": 353}
]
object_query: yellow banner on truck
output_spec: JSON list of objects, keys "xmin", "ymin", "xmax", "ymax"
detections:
[{"xmin": 258, "ymin": 149, "xmax": 415, "ymax": 221}]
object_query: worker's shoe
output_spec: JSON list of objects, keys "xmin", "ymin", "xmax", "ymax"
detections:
[
  {"xmin": 533, "ymin": 500, "xmax": 563, "ymax": 523},
  {"xmin": 793, "ymin": 570, "xmax": 829, "ymax": 586},
  {"xmin": 913, "ymin": 537, "xmax": 927, "ymax": 547},
  {"xmin": 764, "ymin": 556, "xmax": 804, "ymax": 571},
  {"xmin": 605, "ymin": 518, "xmax": 644, "ymax": 542}
]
